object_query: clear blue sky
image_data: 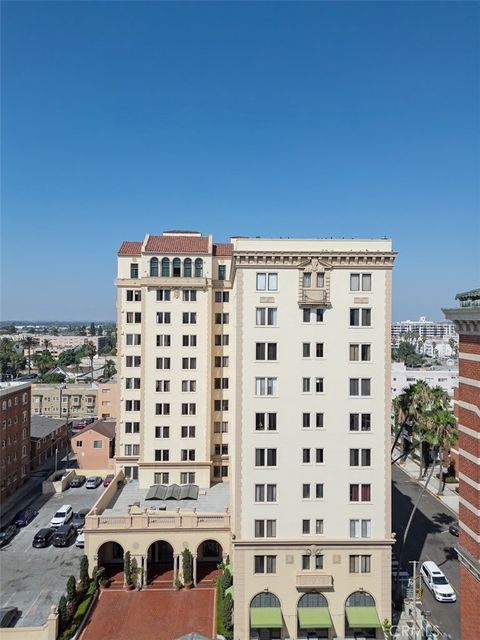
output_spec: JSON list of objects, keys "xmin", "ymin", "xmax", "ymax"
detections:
[{"xmin": 1, "ymin": 1, "xmax": 478, "ymax": 322}]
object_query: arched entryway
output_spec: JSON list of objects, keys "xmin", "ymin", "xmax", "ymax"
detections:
[
  {"xmin": 250, "ymin": 592, "xmax": 283, "ymax": 639},
  {"xmin": 147, "ymin": 540, "xmax": 174, "ymax": 585},
  {"xmin": 345, "ymin": 591, "xmax": 382, "ymax": 639},
  {"xmin": 196, "ymin": 539, "xmax": 223, "ymax": 584},
  {"xmin": 97, "ymin": 541, "xmax": 124, "ymax": 584}
]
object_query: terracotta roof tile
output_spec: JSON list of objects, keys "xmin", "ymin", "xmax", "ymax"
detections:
[
  {"xmin": 118, "ymin": 241, "xmax": 142, "ymax": 256},
  {"xmin": 213, "ymin": 243, "xmax": 233, "ymax": 256},
  {"xmin": 145, "ymin": 235, "xmax": 210, "ymax": 254}
]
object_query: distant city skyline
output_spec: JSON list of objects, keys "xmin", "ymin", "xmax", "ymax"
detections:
[{"xmin": 2, "ymin": 2, "xmax": 478, "ymax": 321}]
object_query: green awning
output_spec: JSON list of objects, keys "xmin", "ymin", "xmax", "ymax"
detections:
[
  {"xmin": 298, "ymin": 607, "xmax": 332, "ymax": 629},
  {"xmin": 250, "ymin": 607, "xmax": 283, "ymax": 628},
  {"xmin": 346, "ymin": 606, "xmax": 382, "ymax": 628}
]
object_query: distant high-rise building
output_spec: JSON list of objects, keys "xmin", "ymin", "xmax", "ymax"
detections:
[
  {"xmin": 443, "ymin": 288, "xmax": 480, "ymax": 640},
  {"xmin": 392, "ymin": 316, "xmax": 456, "ymax": 343}
]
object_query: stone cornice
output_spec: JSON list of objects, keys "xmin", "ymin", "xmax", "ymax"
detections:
[
  {"xmin": 232, "ymin": 538, "xmax": 395, "ymax": 548},
  {"xmin": 233, "ymin": 251, "xmax": 396, "ymax": 269}
]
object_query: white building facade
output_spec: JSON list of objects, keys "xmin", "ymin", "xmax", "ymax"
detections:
[
  {"xmin": 391, "ymin": 316, "xmax": 456, "ymax": 343},
  {"xmin": 391, "ymin": 362, "xmax": 459, "ymax": 399}
]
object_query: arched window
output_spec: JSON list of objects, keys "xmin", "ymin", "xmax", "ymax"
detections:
[
  {"xmin": 251, "ymin": 593, "xmax": 281, "ymax": 608},
  {"xmin": 184, "ymin": 258, "xmax": 192, "ymax": 278},
  {"xmin": 173, "ymin": 257, "xmax": 181, "ymax": 277},
  {"xmin": 194, "ymin": 258, "xmax": 203, "ymax": 277},
  {"xmin": 161, "ymin": 258, "xmax": 170, "ymax": 277},
  {"xmin": 150, "ymin": 257, "xmax": 159, "ymax": 277},
  {"xmin": 345, "ymin": 591, "xmax": 375, "ymax": 607},
  {"xmin": 298, "ymin": 593, "xmax": 328, "ymax": 608}
]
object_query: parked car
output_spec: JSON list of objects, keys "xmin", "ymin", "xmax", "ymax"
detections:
[
  {"xmin": 69, "ymin": 475, "xmax": 86, "ymax": 488},
  {"xmin": 0, "ymin": 526, "xmax": 17, "ymax": 548},
  {"xmin": 52, "ymin": 524, "xmax": 76, "ymax": 547},
  {"xmin": 32, "ymin": 528, "xmax": 55, "ymax": 548},
  {"xmin": 85, "ymin": 476, "xmax": 102, "ymax": 489},
  {"xmin": 0, "ymin": 607, "xmax": 19, "ymax": 628},
  {"xmin": 449, "ymin": 522, "xmax": 460, "ymax": 537},
  {"xmin": 13, "ymin": 507, "xmax": 37, "ymax": 527},
  {"xmin": 420, "ymin": 561, "xmax": 457, "ymax": 602},
  {"xmin": 103, "ymin": 474, "xmax": 115, "ymax": 487},
  {"xmin": 75, "ymin": 529, "xmax": 85, "ymax": 548},
  {"xmin": 49, "ymin": 504, "xmax": 73, "ymax": 528},
  {"xmin": 71, "ymin": 509, "xmax": 90, "ymax": 531}
]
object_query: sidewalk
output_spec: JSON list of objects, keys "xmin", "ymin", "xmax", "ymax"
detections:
[{"xmin": 394, "ymin": 452, "xmax": 459, "ymax": 516}]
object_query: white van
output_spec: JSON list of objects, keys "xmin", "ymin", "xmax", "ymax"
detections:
[
  {"xmin": 420, "ymin": 561, "xmax": 456, "ymax": 602},
  {"xmin": 49, "ymin": 504, "xmax": 73, "ymax": 528}
]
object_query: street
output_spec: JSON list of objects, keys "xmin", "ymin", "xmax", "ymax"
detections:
[{"xmin": 392, "ymin": 464, "xmax": 460, "ymax": 639}]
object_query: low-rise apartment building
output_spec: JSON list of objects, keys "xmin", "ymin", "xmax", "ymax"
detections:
[
  {"xmin": 31, "ymin": 383, "xmax": 98, "ymax": 419},
  {"xmin": 71, "ymin": 420, "xmax": 116, "ymax": 470},
  {"xmin": 391, "ymin": 362, "xmax": 458, "ymax": 398},
  {"xmin": 97, "ymin": 380, "xmax": 118, "ymax": 420},
  {"xmin": 392, "ymin": 316, "xmax": 456, "ymax": 343},
  {"xmin": 0, "ymin": 381, "xmax": 31, "ymax": 499},
  {"xmin": 30, "ymin": 416, "xmax": 69, "ymax": 469}
]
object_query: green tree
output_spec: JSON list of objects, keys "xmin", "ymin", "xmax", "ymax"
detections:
[
  {"xmin": 182, "ymin": 548, "xmax": 193, "ymax": 585},
  {"xmin": 43, "ymin": 338, "xmax": 52, "ymax": 351},
  {"xmin": 79, "ymin": 555, "xmax": 89, "ymax": 592},
  {"xmin": 223, "ymin": 592, "xmax": 233, "ymax": 638},
  {"xmin": 448, "ymin": 337, "xmax": 458, "ymax": 357},
  {"xmin": 57, "ymin": 595, "xmax": 68, "ymax": 632},
  {"xmin": 22, "ymin": 336, "xmax": 38, "ymax": 374},
  {"xmin": 124, "ymin": 550, "xmax": 132, "ymax": 585},
  {"xmin": 51, "ymin": 326, "xmax": 59, "ymax": 336},
  {"xmin": 423, "ymin": 408, "xmax": 458, "ymax": 496},
  {"xmin": 58, "ymin": 349, "xmax": 77, "ymax": 366},
  {"xmin": 38, "ymin": 372, "xmax": 66, "ymax": 384},
  {"xmin": 84, "ymin": 342, "xmax": 97, "ymax": 383},
  {"xmin": 78, "ymin": 325, "xmax": 87, "ymax": 336},
  {"xmin": 393, "ymin": 341, "xmax": 424, "ymax": 367},
  {"xmin": 103, "ymin": 359, "xmax": 116, "ymax": 380},
  {"xmin": 66, "ymin": 575, "xmax": 77, "ymax": 603},
  {"xmin": 33, "ymin": 350, "xmax": 56, "ymax": 375}
]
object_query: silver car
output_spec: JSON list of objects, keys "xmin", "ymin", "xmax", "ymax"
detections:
[{"xmin": 85, "ymin": 476, "xmax": 102, "ymax": 489}]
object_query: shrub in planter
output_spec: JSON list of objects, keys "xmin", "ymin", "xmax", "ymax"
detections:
[
  {"xmin": 175, "ymin": 577, "xmax": 183, "ymax": 590},
  {"xmin": 79, "ymin": 555, "xmax": 90, "ymax": 592},
  {"xmin": 124, "ymin": 550, "xmax": 133, "ymax": 588},
  {"xmin": 223, "ymin": 592, "xmax": 234, "ymax": 639},
  {"xmin": 182, "ymin": 548, "xmax": 193, "ymax": 588}
]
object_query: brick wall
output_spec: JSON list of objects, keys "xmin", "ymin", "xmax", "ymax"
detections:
[{"xmin": 461, "ymin": 564, "xmax": 480, "ymax": 640}]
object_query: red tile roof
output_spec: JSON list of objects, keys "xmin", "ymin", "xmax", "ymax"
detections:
[
  {"xmin": 118, "ymin": 241, "xmax": 142, "ymax": 256},
  {"xmin": 213, "ymin": 243, "xmax": 233, "ymax": 256},
  {"xmin": 145, "ymin": 235, "xmax": 210, "ymax": 254}
]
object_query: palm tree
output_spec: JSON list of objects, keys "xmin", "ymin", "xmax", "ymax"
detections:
[
  {"xmin": 448, "ymin": 337, "xmax": 458, "ymax": 357},
  {"xmin": 423, "ymin": 409, "xmax": 457, "ymax": 496},
  {"xmin": 43, "ymin": 338, "xmax": 52, "ymax": 351},
  {"xmin": 84, "ymin": 342, "xmax": 97, "ymax": 383},
  {"xmin": 405, "ymin": 380, "xmax": 432, "ymax": 479},
  {"xmin": 103, "ymin": 359, "xmax": 116, "ymax": 380},
  {"xmin": 33, "ymin": 350, "xmax": 55, "ymax": 375},
  {"xmin": 22, "ymin": 336, "xmax": 38, "ymax": 374}
]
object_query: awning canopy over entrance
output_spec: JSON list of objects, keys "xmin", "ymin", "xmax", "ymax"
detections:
[
  {"xmin": 298, "ymin": 607, "xmax": 332, "ymax": 629},
  {"xmin": 346, "ymin": 606, "xmax": 382, "ymax": 628},
  {"xmin": 250, "ymin": 607, "xmax": 283, "ymax": 629}
]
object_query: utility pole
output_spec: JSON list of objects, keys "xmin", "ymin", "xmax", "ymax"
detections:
[{"xmin": 409, "ymin": 560, "xmax": 418, "ymax": 635}]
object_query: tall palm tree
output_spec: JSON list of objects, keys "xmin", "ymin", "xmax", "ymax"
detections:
[
  {"xmin": 43, "ymin": 338, "xmax": 52, "ymax": 351},
  {"xmin": 405, "ymin": 380, "xmax": 432, "ymax": 479},
  {"xmin": 22, "ymin": 336, "xmax": 38, "ymax": 374},
  {"xmin": 423, "ymin": 409, "xmax": 457, "ymax": 496},
  {"xmin": 84, "ymin": 342, "xmax": 97, "ymax": 383}
]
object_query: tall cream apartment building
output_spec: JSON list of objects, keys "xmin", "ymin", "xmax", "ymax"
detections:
[{"xmin": 114, "ymin": 230, "xmax": 396, "ymax": 639}]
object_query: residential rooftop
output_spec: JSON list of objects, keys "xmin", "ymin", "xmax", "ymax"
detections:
[
  {"xmin": 31, "ymin": 416, "xmax": 68, "ymax": 440},
  {"xmin": 104, "ymin": 480, "xmax": 230, "ymax": 515}
]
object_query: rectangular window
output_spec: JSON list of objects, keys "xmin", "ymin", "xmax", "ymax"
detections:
[
  {"xmin": 255, "ymin": 343, "xmax": 277, "ymax": 361},
  {"xmin": 316, "ymin": 343, "xmax": 324, "ymax": 358},
  {"xmin": 155, "ymin": 403, "xmax": 170, "ymax": 415},
  {"xmin": 349, "ymin": 555, "xmax": 371, "ymax": 573},
  {"xmin": 350, "ymin": 378, "xmax": 372, "ymax": 396},
  {"xmin": 302, "ymin": 519, "xmax": 310, "ymax": 534},
  {"xmin": 302, "ymin": 484, "xmax": 310, "ymax": 499},
  {"xmin": 315, "ymin": 555, "xmax": 324, "ymax": 569},
  {"xmin": 316, "ymin": 448, "xmax": 324, "ymax": 463},
  {"xmin": 350, "ymin": 273, "xmax": 360, "ymax": 291},
  {"xmin": 125, "ymin": 421, "xmax": 140, "ymax": 434},
  {"xmin": 155, "ymin": 450, "xmax": 169, "ymax": 462},
  {"xmin": 350, "ymin": 273, "xmax": 372, "ymax": 292},
  {"xmin": 126, "ymin": 289, "xmax": 141, "ymax": 301},
  {"xmin": 316, "ymin": 483, "xmax": 324, "ymax": 499},
  {"xmin": 255, "ymin": 412, "xmax": 277, "ymax": 431},
  {"xmin": 350, "ymin": 519, "xmax": 372, "ymax": 538},
  {"xmin": 156, "ymin": 357, "xmax": 171, "ymax": 370},
  {"xmin": 130, "ymin": 263, "xmax": 138, "ymax": 278},
  {"xmin": 302, "ymin": 378, "xmax": 310, "ymax": 393},
  {"xmin": 361, "ymin": 413, "xmax": 371, "ymax": 431},
  {"xmin": 182, "ymin": 290, "xmax": 197, "ymax": 301},
  {"xmin": 350, "ymin": 484, "xmax": 371, "ymax": 501},
  {"xmin": 126, "ymin": 334, "xmax": 141, "ymax": 345},
  {"xmin": 315, "ymin": 520, "xmax": 323, "ymax": 535},
  {"xmin": 362, "ymin": 308, "xmax": 371, "ymax": 326},
  {"xmin": 302, "ymin": 555, "xmax": 310, "ymax": 570},
  {"xmin": 156, "ymin": 335, "xmax": 171, "ymax": 347},
  {"xmin": 154, "ymin": 472, "xmax": 170, "ymax": 484},
  {"xmin": 254, "ymin": 556, "xmax": 276, "ymax": 574},
  {"xmin": 155, "ymin": 426, "xmax": 170, "ymax": 438},
  {"xmin": 303, "ymin": 272, "xmax": 312, "ymax": 288},
  {"xmin": 316, "ymin": 272, "xmax": 325, "ymax": 288},
  {"xmin": 214, "ymin": 399, "xmax": 229, "ymax": 411},
  {"xmin": 302, "ymin": 413, "xmax": 310, "ymax": 428},
  {"xmin": 218, "ymin": 265, "xmax": 226, "ymax": 280},
  {"xmin": 182, "ymin": 312, "xmax": 197, "ymax": 324},
  {"xmin": 361, "ymin": 344, "xmax": 371, "ymax": 361},
  {"xmin": 316, "ymin": 413, "xmax": 324, "ymax": 428},
  {"xmin": 255, "ymin": 377, "xmax": 277, "ymax": 396},
  {"xmin": 315, "ymin": 377, "xmax": 324, "ymax": 393},
  {"xmin": 302, "ymin": 448, "xmax": 310, "ymax": 463},
  {"xmin": 156, "ymin": 312, "xmax": 171, "ymax": 324},
  {"xmin": 302, "ymin": 343, "xmax": 310, "ymax": 357},
  {"xmin": 303, "ymin": 308, "xmax": 311, "ymax": 323},
  {"xmin": 256, "ymin": 273, "xmax": 277, "ymax": 291},
  {"xmin": 156, "ymin": 289, "xmax": 171, "ymax": 301},
  {"xmin": 126, "ymin": 355, "xmax": 142, "ymax": 367}
]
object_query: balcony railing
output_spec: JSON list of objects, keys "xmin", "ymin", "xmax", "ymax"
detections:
[
  {"xmin": 296, "ymin": 573, "xmax": 333, "ymax": 590},
  {"xmin": 85, "ymin": 511, "xmax": 231, "ymax": 531},
  {"xmin": 298, "ymin": 288, "xmax": 330, "ymax": 305}
]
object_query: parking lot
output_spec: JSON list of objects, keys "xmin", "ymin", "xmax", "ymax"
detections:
[{"xmin": 0, "ymin": 482, "xmax": 105, "ymax": 627}]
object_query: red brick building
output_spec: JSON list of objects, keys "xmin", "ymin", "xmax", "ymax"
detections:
[
  {"xmin": 0, "ymin": 381, "xmax": 31, "ymax": 499},
  {"xmin": 443, "ymin": 288, "xmax": 480, "ymax": 640}
]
